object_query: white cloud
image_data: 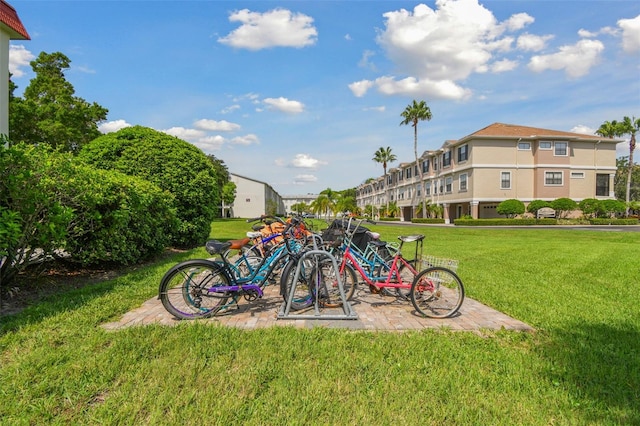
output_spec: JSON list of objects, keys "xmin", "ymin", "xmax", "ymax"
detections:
[
  {"xmin": 221, "ymin": 104, "xmax": 241, "ymax": 114},
  {"xmin": 354, "ymin": 0, "xmax": 535, "ymax": 100},
  {"xmin": 377, "ymin": 1, "xmax": 533, "ymax": 81},
  {"xmin": 358, "ymin": 50, "xmax": 377, "ymax": 71},
  {"xmin": 98, "ymin": 119, "xmax": 132, "ymax": 133},
  {"xmin": 499, "ymin": 12, "xmax": 535, "ymax": 32},
  {"xmin": 490, "ymin": 59, "xmax": 519, "ymax": 73},
  {"xmin": 528, "ymin": 39, "xmax": 604, "ymax": 78},
  {"xmin": 192, "ymin": 135, "xmax": 226, "ymax": 152},
  {"xmin": 263, "ymin": 97, "xmax": 305, "ymax": 113},
  {"xmin": 8, "ymin": 45, "xmax": 35, "ymax": 77},
  {"xmin": 570, "ymin": 125, "xmax": 596, "ymax": 135},
  {"xmin": 348, "ymin": 79, "xmax": 375, "ymax": 97},
  {"xmin": 290, "ymin": 154, "xmax": 327, "ymax": 169},
  {"xmin": 162, "ymin": 127, "xmax": 206, "ymax": 142},
  {"xmin": 230, "ymin": 134, "xmax": 259, "ymax": 145},
  {"xmin": 193, "ymin": 119, "xmax": 241, "ymax": 132},
  {"xmin": 618, "ymin": 14, "xmax": 640, "ymax": 53},
  {"xmin": 374, "ymin": 76, "xmax": 472, "ymax": 100},
  {"xmin": 293, "ymin": 174, "xmax": 318, "ymax": 184},
  {"xmin": 516, "ymin": 33, "xmax": 554, "ymax": 52},
  {"xmin": 218, "ymin": 8, "xmax": 317, "ymax": 50},
  {"xmin": 363, "ymin": 106, "xmax": 386, "ymax": 112}
]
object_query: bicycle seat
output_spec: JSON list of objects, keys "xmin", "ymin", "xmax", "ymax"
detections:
[
  {"xmin": 251, "ymin": 224, "xmax": 265, "ymax": 231},
  {"xmin": 205, "ymin": 238, "xmax": 250, "ymax": 255},
  {"xmin": 367, "ymin": 231, "xmax": 380, "ymax": 239},
  {"xmin": 398, "ymin": 235, "xmax": 425, "ymax": 243},
  {"xmin": 246, "ymin": 231, "xmax": 262, "ymax": 239}
]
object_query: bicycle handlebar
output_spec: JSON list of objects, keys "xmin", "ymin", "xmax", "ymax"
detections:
[{"xmin": 246, "ymin": 215, "xmax": 286, "ymax": 224}]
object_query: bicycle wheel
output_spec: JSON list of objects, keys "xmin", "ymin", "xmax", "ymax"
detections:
[
  {"xmin": 392, "ymin": 259, "xmax": 418, "ymax": 298},
  {"xmin": 280, "ymin": 258, "xmax": 314, "ymax": 310},
  {"xmin": 312, "ymin": 260, "xmax": 357, "ymax": 308},
  {"xmin": 410, "ymin": 267, "xmax": 465, "ymax": 318},
  {"xmin": 159, "ymin": 260, "xmax": 231, "ymax": 319}
]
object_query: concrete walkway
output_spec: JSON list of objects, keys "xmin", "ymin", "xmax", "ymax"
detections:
[{"xmin": 102, "ymin": 284, "xmax": 534, "ymax": 333}]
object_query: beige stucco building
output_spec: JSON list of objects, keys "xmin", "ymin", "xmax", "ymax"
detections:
[
  {"xmin": 356, "ymin": 123, "xmax": 620, "ymax": 223},
  {"xmin": 1, "ymin": 0, "xmax": 29, "ymax": 137}
]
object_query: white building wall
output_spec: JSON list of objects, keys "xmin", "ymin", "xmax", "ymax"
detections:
[{"xmin": 228, "ymin": 173, "xmax": 285, "ymax": 218}]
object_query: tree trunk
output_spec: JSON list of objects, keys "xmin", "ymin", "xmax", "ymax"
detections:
[{"xmin": 626, "ymin": 135, "xmax": 636, "ymax": 216}]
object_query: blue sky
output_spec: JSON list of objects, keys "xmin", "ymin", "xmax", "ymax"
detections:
[{"xmin": 9, "ymin": 0, "xmax": 640, "ymax": 195}]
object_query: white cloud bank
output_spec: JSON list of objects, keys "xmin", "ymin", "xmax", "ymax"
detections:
[{"xmin": 218, "ymin": 8, "xmax": 318, "ymax": 50}]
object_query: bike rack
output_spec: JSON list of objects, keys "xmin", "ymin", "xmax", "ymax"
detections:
[{"xmin": 277, "ymin": 248, "xmax": 358, "ymax": 321}]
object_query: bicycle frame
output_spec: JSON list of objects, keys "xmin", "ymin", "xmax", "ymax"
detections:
[{"xmin": 339, "ymin": 244, "xmax": 418, "ymax": 291}]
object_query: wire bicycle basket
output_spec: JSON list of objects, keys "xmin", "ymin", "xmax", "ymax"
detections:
[{"xmin": 421, "ymin": 255, "xmax": 459, "ymax": 272}]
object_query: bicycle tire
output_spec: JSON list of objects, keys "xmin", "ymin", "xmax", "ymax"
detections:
[
  {"xmin": 410, "ymin": 266, "xmax": 465, "ymax": 318},
  {"xmin": 279, "ymin": 257, "xmax": 314, "ymax": 310},
  {"xmin": 159, "ymin": 260, "xmax": 231, "ymax": 319},
  {"xmin": 312, "ymin": 260, "xmax": 357, "ymax": 308}
]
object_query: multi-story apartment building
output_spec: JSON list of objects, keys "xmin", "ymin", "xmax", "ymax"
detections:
[{"xmin": 356, "ymin": 123, "xmax": 620, "ymax": 223}]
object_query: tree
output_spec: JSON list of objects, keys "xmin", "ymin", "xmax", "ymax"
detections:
[
  {"xmin": 372, "ymin": 146, "xmax": 397, "ymax": 217},
  {"xmin": 400, "ymin": 100, "xmax": 432, "ymax": 218},
  {"xmin": 550, "ymin": 197, "xmax": 578, "ymax": 218},
  {"xmin": 496, "ymin": 199, "xmax": 525, "ymax": 218},
  {"xmin": 78, "ymin": 126, "xmax": 220, "ymax": 247},
  {"xmin": 618, "ymin": 116, "xmax": 639, "ymax": 215},
  {"xmin": 9, "ymin": 52, "xmax": 108, "ymax": 153},
  {"xmin": 526, "ymin": 200, "xmax": 552, "ymax": 215}
]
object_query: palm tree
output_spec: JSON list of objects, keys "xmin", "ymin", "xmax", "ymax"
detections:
[
  {"xmin": 619, "ymin": 116, "xmax": 639, "ymax": 215},
  {"xmin": 372, "ymin": 146, "xmax": 397, "ymax": 218},
  {"xmin": 596, "ymin": 120, "xmax": 619, "ymax": 139},
  {"xmin": 400, "ymin": 100, "xmax": 432, "ymax": 218}
]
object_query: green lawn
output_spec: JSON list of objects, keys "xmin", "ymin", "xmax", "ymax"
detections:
[{"xmin": 1, "ymin": 219, "xmax": 639, "ymax": 424}]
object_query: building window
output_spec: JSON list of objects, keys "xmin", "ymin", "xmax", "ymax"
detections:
[
  {"xmin": 555, "ymin": 142, "xmax": 568, "ymax": 156},
  {"xmin": 416, "ymin": 184, "xmax": 421, "ymax": 197},
  {"xmin": 445, "ymin": 176, "xmax": 452, "ymax": 193},
  {"xmin": 539, "ymin": 141, "xmax": 552, "ymax": 150},
  {"xmin": 439, "ymin": 179, "xmax": 444, "ymax": 193},
  {"xmin": 433, "ymin": 157, "xmax": 439, "ymax": 171},
  {"xmin": 571, "ymin": 172, "xmax": 585, "ymax": 179},
  {"xmin": 414, "ymin": 165, "xmax": 418, "ymax": 176},
  {"xmin": 442, "ymin": 151, "xmax": 451, "ymax": 167},
  {"xmin": 500, "ymin": 172, "xmax": 511, "ymax": 189},
  {"xmin": 398, "ymin": 171, "xmax": 403, "ymax": 181},
  {"xmin": 518, "ymin": 142, "xmax": 531, "ymax": 150},
  {"xmin": 422, "ymin": 160, "xmax": 429, "ymax": 173},
  {"xmin": 425, "ymin": 182, "xmax": 431, "ymax": 195},
  {"xmin": 596, "ymin": 174, "xmax": 609, "ymax": 196},
  {"xmin": 405, "ymin": 168, "xmax": 411, "ymax": 179},
  {"xmin": 457, "ymin": 144, "xmax": 468, "ymax": 162},
  {"xmin": 459, "ymin": 173, "xmax": 467, "ymax": 191},
  {"xmin": 545, "ymin": 171, "xmax": 563, "ymax": 185}
]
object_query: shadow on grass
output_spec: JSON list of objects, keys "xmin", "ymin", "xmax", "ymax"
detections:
[
  {"xmin": 0, "ymin": 249, "xmax": 198, "ymax": 336},
  {"xmin": 540, "ymin": 322, "xmax": 640, "ymax": 424}
]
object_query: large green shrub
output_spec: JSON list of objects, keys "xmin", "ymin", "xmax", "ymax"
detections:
[
  {"xmin": 1, "ymin": 144, "xmax": 72, "ymax": 284},
  {"xmin": 1, "ymin": 143, "xmax": 178, "ymax": 285},
  {"xmin": 79, "ymin": 126, "xmax": 220, "ymax": 247},
  {"xmin": 59, "ymin": 165, "xmax": 178, "ymax": 265},
  {"xmin": 496, "ymin": 199, "xmax": 525, "ymax": 218}
]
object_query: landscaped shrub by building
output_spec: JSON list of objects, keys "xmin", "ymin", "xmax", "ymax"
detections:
[
  {"xmin": 79, "ymin": 126, "xmax": 220, "ymax": 247},
  {"xmin": 496, "ymin": 199, "xmax": 525, "ymax": 218},
  {"xmin": 550, "ymin": 197, "xmax": 577, "ymax": 218},
  {"xmin": 526, "ymin": 200, "xmax": 552, "ymax": 215},
  {"xmin": 578, "ymin": 198, "xmax": 604, "ymax": 218}
]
